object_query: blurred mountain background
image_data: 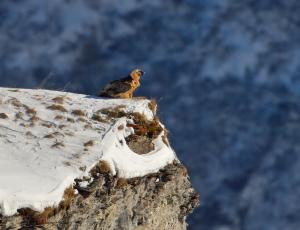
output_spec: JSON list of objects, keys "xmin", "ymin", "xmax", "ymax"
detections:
[{"xmin": 1, "ymin": 0, "xmax": 300, "ymax": 229}]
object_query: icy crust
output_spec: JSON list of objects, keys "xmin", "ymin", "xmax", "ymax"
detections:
[{"xmin": 0, "ymin": 88, "xmax": 176, "ymax": 216}]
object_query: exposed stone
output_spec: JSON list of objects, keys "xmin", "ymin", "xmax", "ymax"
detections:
[{"xmin": 0, "ymin": 162, "xmax": 199, "ymax": 230}]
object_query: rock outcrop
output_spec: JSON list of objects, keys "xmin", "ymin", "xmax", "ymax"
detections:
[
  {"xmin": 0, "ymin": 88, "xmax": 199, "ymax": 229},
  {"xmin": 1, "ymin": 162, "xmax": 199, "ymax": 230}
]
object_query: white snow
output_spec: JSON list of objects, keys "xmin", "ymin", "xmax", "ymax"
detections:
[{"xmin": 0, "ymin": 87, "xmax": 176, "ymax": 216}]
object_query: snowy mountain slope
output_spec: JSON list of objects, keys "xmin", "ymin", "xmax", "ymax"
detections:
[{"xmin": 0, "ymin": 88, "xmax": 175, "ymax": 216}]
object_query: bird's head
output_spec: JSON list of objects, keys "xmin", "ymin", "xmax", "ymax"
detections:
[{"xmin": 130, "ymin": 69, "xmax": 145, "ymax": 81}]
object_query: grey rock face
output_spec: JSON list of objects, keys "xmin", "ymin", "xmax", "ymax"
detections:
[{"xmin": 1, "ymin": 163, "xmax": 199, "ymax": 230}]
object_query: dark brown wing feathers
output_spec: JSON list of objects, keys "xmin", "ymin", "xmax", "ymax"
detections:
[{"xmin": 98, "ymin": 75, "xmax": 132, "ymax": 97}]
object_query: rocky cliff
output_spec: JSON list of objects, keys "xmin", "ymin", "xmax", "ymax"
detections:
[
  {"xmin": 0, "ymin": 88, "xmax": 199, "ymax": 229},
  {"xmin": 2, "ymin": 162, "xmax": 198, "ymax": 230}
]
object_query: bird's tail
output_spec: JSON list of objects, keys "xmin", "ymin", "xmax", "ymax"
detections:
[{"xmin": 98, "ymin": 91, "xmax": 112, "ymax": 98}]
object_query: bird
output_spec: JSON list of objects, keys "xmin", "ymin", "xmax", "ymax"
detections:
[{"xmin": 98, "ymin": 69, "xmax": 145, "ymax": 99}]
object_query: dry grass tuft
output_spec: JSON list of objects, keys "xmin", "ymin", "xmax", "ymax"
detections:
[
  {"xmin": 79, "ymin": 166, "xmax": 86, "ymax": 171},
  {"xmin": 15, "ymin": 112, "xmax": 24, "ymax": 119},
  {"xmin": 148, "ymin": 99, "xmax": 157, "ymax": 114},
  {"xmin": 18, "ymin": 186, "xmax": 75, "ymax": 225},
  {"xmin": 64, "ymin": 131, "xmax": 74, "ymax": 136},
  {"xmin": 29, "ymin": 115, "xmax": 40, "ymax": 123},
  {"xmin": 47, "ymin": 104, "xmax": 68, "ymax": 113},
  {"xmin": 98, "ymin": 106, "xmax": 127, "ymax": 120},
  {"xmin": 8, "ymin": 89, "xmax": 20, "ymax": 92},
  {"xmin": 44, "ymin": 132, "xmax": 64, "ymax": 139},
  {"xmin": 99, "ymin": 160, "xmax": 111, "ymax": 174},
  {"xmin": 18, "ymin": 207, "xmax": 56, "ymax": 225},
  {"xmin": 129, "ymin": 113, "xmax": 163, "ymax": 139},
  {"xmin": 67, "ymin": 117, "xmax": 75, "ymax": 123},
  {"xmin": 77, "ymin": 117, "xmax": 87, "ymax": 122},
  {"xmin": 116, "ymin": 178, "xmax": 128, "ymax": 189},
  {"xmin": 63, "ymin": 161, "xmax": 71, "ymax": 166},
  {"xmin": 44, "ymin": 133, "xmax": 55, "ymax": 139},
  {"xmin": 0, "ymin": 113, "xmax": 8, "ymax": 119},
  {"xmin": 19, "ymin": 123, "xmax": 29, "ymax": 128},
  {"xmin": 90, "ymin": 160, "xmax": 111, "ymax": 176},
  {"xmin": 161, "ymin": 128, "xmax": 170, "ymax": 146},
  {"xmin": 51, "ymin": 142, "xmax": 65, "ymax": 149},
  {"xmin": 54, "ymin": 115, "xmax": 64, "ymax": 120},
  {"xmin": 60, "ymin": 186, "xmax": 75, "ymax": 210},
  {"xmin": 91, "ymin": 114, "xmax": 107, "ymax": 123},
  {"xmin": 96, "ymin": 106, "xmax": 163, "ymax": 139},
  {"xmin": 52, "ymin": 96, "xmax": 65, "ymax": 104},
  {"xmin": 26, "ymin": 107, "xmax": 37, "ymax": 116},
  {"xmin": 41, "ymin": 122, "xmax": 55, "ymax": 128},
  {"xmin": 84, "ymin": 124, "xmax": 93, "ymax": 129},
  {"xmin": 59, "ymin": 124, "xmax": 67, "ymax": 129},
  {"xmin": 84, "ymin": 140, "xmax": 95, "ymax": 147},
  {"xmin": 25, "ymin": 131, "xmax": 35, "ymax": 137},
  {"xmin": 127, "ymin": 123, "xmax": 147, "ymax": 136},
  {"xmin": 34, "ymin": 207, "xmax": 56, "ymax": 225},
  {"xmin": 9, "ymin": 98, "xmax": 23, "ymax": 107},
  {"xmin": 71, "ymin": 109, "xmax": 86, "ymax": 117},
  {"xmin": 118, "ymin": 125, "xmax": 124, "ymax": 130}
]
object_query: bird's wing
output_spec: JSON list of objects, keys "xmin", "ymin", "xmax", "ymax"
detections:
[{"xmin": 100, "ymin": 80, "xmax": 132, "ymax": 95}]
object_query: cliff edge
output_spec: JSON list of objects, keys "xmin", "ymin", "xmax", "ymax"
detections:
[{"xmin": 0, "ymin": 88, "xmax": 199, "ymax": 229}]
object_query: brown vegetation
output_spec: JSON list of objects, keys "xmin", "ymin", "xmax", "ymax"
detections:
[
  {"xmin": 29, "ymin": 115, "xmax": 40, "ymax": 123},
  {"xmin": 98, "ymin": 106, "xmax": 127, "ymax": 120},
  {"xmin": 9, "ymin": 98, "xmax": 23, "ymax": 108},
  {"xmin": 26, "ymin": 107, "xmax": 37, "ymax": 116},
  {"xmin": 15, "ymin": 112, "xmax": 24, "ymax": 119},
  {"xmin": 41, "ymin": 122, "xmax": 55, "ymax": 128},
  {"xmin": 44, "ymin": 133, "xmax": 55, "ymax": 139},
  {"xmin": 161, "ymin": 128, "xmax": 170, "ymax": 147},
  {"xmin": 116, "ymin": 178, "xmax": 128, "ymax": 189},
  {"xmin": 52, "ymin": 96, "xmax": 65, "ymax": 104},
  {"xmin": 118, "ymin": 124, "xmax": 124, "ymax": 130},
  {"xmin": 51, "ymin": 142, "xmax": 65, "ymax": 149},
  {"xmin": 54, "ymin": 115, "xmax": 64, "ymax": 120},
  {"xmin": 77, "ymin": 117, "xmax": 87, "ymax": 122},
  {"xmin": 71, "ymin": 109, "xmax": 86, "ymax": 117},
  {"xmin": 91, "ymin": 114, "xmax": 107, "ymax": 123},
  {"xmin": 90, "ymin": 160, "xmax": 111, "ymax": 177},
  {"xmin": 64, "ymin": 131, "xmax": 74, "ymax": 136},
  {"xmin": 25, "ymin": 131, "xmax": 34, "ymax": 137},
  {"xmin": 8, "ymin": 89, "xmax": 20, "ymax": 92},
  {"xmin": 84, "ymin": 140, "xmax": 95, "ymax": 147},
  {"xmin": 67, "ymin": 117, "xmax": 75, "ymax": 123},
  {"xmin": 0, "ymin": 113, "xmax": 8, "ymax": 119},
  {"xmin": 47, "ymin": 104, "xmax": 68, "ymax": 112},
  {"xmin": 99, "ymin": 160, "xmax": 111, "ymax": 174},
  {"xmin": 18, "ymin": 186, "xmax": 75, "ymax": 225},
  {"xmin": 59, "ymin": 124, "xmax": 67, "ymax": 129},
  {"xmin": 44, "ymin": 132, "xmax": 64, "ymax": 139},
  {"xmin": 148, "ymin": 99, "xmax": 157, "ymax": 113},
  {"xmin": 129, "ymin": 113, "xmax": 163, "ymax": 139}
]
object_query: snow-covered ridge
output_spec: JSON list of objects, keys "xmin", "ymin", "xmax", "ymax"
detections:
[{"xmin": 0, "ymin": 88, "xmax": 176, "ymax": 216}]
